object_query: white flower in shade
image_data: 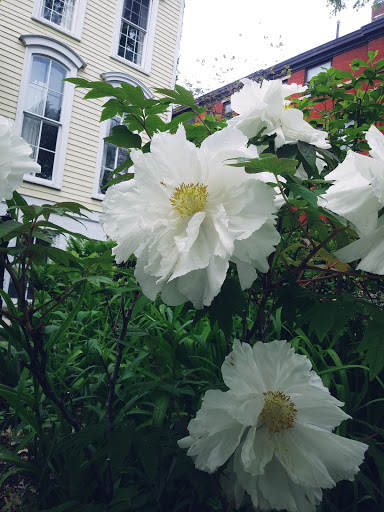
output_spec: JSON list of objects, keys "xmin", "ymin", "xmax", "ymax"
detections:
[
  {"xmin": 319, "ymin": 125, "xmax": 384, "ymax": 274},
  {"xmin": 336, "ymin": 217, "xmax": 384, "ymax": 275},
  {"xmin": 179, "ymin": 340, "xmax": 367, "ymax": 511},
  {"xmin": 228, "ymin": 79, "xmax": 330, "ymax": 149},
  {"xmin": 0, "ymin": 115, "xmax": 40, "ymax": 201},
  {"xmin": 101, "ymin": 125, "xmax": 280, "ymax": 309}
]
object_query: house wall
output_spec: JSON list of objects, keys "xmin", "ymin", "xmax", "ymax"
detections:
[
  {"xmin": 0, "ymin": 0, "xmax": 183, "ymax": 216},
  {"xmin": 288, "ymin": 35, "xmax": 384, "ymax": 85}
]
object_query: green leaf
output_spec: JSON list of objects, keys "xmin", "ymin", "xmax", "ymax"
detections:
[
  {"xmin": 83, "ymin": 82, "xmax": 115, "ymax": 99},
  {"xmin": 45, "ymin": 283, "xmax": 88, "ymax": 351},
  {"xmin": 209, "ymin": 276, "xmax": 246, "ymax": 338},
  {"xmin": 288, "ymin": 183, "xmax": 318, "ymax": 208},
  {"xmin": 64, "ymin": 77, "xmax": 89, "ymax": 87},
  {"xmin": 104, "ymin": 124, "xmax": 142, "ymax": 149},
  {"xmin": 227, "ymin": 155, "xmax": 298, "ymax": 176},
  {"xmin": 359, "ymin": 317, "xmax": 384, "ymax": 380},
  {"xmin": 0, "ymin": 220, "xmax": 23, "ymax": 239},
  {"xmin": 154, "ymin": 84, "xmax": 196, "ymax": 108},
  {"xmin": 297, "ymin": 141, "xmax": 317, "ymax": 171},
  {"xmin": 152, "ymin": 394, "xmax": 170, "ymax": 427},
  {"xmin": 100, "ymin": 98, "xmax": 122, "ymax": 121}
]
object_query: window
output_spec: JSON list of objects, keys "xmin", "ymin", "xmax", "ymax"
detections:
[
  {"xmin": 22, "ymin": 56, "xmax": 66, "ymax": 182},
  {"xmin": 32, "ymin": 0, "xmax": 87, "ymax": 39},
  {"xmin": 92, "ymin": 72, "xmax": 154, "ymax": 200},
  {"xmin": 306, "ymin": 60, "xmax": 332, "ymax": 83},
  {"xmin": 17, "ymin": 35, "xmax": 86, "ymax": 189},
  {"xmin": 222, "ymin": 100, "xmax": 233, "ymax": 120},
  {"xmin": 112, "ymin": 0, "xmax": 159, "ymax": 74},
  {"xmin": 98, "ymin": 115, "xmax": 130, "ymax": 195}
]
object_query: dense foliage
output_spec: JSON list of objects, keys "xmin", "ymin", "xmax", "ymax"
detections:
[{"xmin": 0, "ymin": 54, "xmax": 383, "ymax": 511}]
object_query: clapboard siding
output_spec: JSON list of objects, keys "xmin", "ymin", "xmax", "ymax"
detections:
[{"xmin": 0, "ymin": 0, "xmax": 184, "ymax": 218}]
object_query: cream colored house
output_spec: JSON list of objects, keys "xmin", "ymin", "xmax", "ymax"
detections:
[{"xmin": 0, "ymin": 0, "xmax": 184, "ymax": 244}]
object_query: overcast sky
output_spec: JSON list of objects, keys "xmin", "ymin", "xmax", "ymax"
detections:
[{"xmin": 177, "ymin": 0, "xmax": 372, "ymax": 93}]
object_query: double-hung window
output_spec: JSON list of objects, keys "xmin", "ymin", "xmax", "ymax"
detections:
[
  {"xmin": 17, "ymin": 35, "xmax": 86, "ymax": 189},
  {"xmin": 22, "ymin": 56, "xmax": 66, "ymax": 182},
  {"xmin": 41, "ymin": 0, "xmax": 76, "ymax": 30},
  {"xmin": 92, "ymin": 72, "xmax": 153, "ymax": 200},
  {"xmin": 98, "ymin": 115, "xmax": 130, "ymax": 196},
  {"xmin": 113, "ymin": 0, "xmax": 159, "ymax": 74},
  {"xmin": 32, "ymin": 0, "xmax": 87, "ymax": 39},
  {"xmin": 118, "ymin": 0, "xmax": 149, "ymax": 65}
]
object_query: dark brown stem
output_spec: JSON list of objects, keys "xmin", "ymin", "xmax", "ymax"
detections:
[
  {"xmin": 106, "ymin": 291, "xmax": 141, "ymax": 424},
  {"xmin": 293, "ymin": 225, "xmax": 347, "ymax": 275}
]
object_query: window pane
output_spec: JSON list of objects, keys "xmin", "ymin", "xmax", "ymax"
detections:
[
  {"xmin": 117, "ymin": 147, "xmax": 129, "ymax": 167},
  {"xmin": 30, "ymin": 56, "xmax": 49, "ymax": 86},
  {"xmin": 99, "ymin": 167, "xmax": 114, "ymax": 193},
  {"xmin": 123, "ymin": 0, "xmax": 149, "ymax": 29},
  {"xmin": 40, "ymin": 122, "xmax": 59, "ymax": 152},
  {"xmin": 42, "ymin": 0, "xmax": 75, "ymax": 29},
  {"xmin": 22, "ymin": 115, "xmax": 41, "ymax": 155},
  {"xmin": 61, "ymin": 0, "xmax": 75, "ymax": 29},
  {"xmin": 102, "ymin": 143, "xmax": 117, "ymax": 171},
  {"xmin": 45, "ymin": 90, "xmax": 62, "ymax": 121},
  {"xmin": 37, "ymin": 149, "xmax": 55, "ymax": 180},
  {"xmin": 49, "ymin": 61, "xmax": 66, "ymax": 93},
  {"xmin": 119, "ymin": 21, "xmax": 145, "ymax": 64},
  {"xmin": 25, "ymin": 83, "xmax": 46, "ymax": 116},
  {"xmin": 307, "ymin": 61, "xmax": 331, "ymax": 82}
]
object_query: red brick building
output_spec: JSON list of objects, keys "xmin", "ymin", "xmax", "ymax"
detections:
[{"xmin": 174, "ymin": 7, "xmax": 384, "ymax": 121}]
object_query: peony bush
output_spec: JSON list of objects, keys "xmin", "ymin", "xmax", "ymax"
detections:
[{"xmin": 0, "ymin": 53, "xmax": 383, "ymax": 511}]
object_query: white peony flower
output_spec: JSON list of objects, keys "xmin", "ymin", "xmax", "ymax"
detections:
[
  {"xmin": 228, "ymin": 79, "xmax": 330, "ymax": 149},
  {"xmin": 101, "ymin": 125, "xmax": 280, "ymax": 309},
  {"xmin": 0, "ymin": 115, "xmax": 40, "ymax": 201},
  {"xmin": 320, "ymin": 125, "xmax": 384, "ymax": 274},
  {"xmin": 179, "ymin": 340, "xmax": 367, "ymax": 511}
]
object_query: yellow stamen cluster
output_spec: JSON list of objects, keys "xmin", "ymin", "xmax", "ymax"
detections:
[
  {"xmin": 283, "ymin": 102, "xmax": 294, "ymax": 110},
  {"xmin": 170, "ymin": 182, "xmax": 208, "ymax": 218},
  {"xmin": 259, "ymin": 391, "xmax": 297, "ymax": 433}
]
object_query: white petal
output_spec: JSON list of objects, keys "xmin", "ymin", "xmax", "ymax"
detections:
[
  {"xmin": 275, "ymin": 424, "xmax": 367, "ymax": 488},
  {"xmin": 232, "ymin": 218, "xmax": 281, "ymax": 274},
  {"xmin": 336, "ymin": 222, "xmax": 384, "ymax": 275},
  {"xmin": 222, "ymin": 340, "xmax": 268, "ymax": 395},
  {"xmin": 241, "ymin": 425, "xmax": 274, "ymax": 475},
  {"xmin": 258, "ymin": 457, "xmax": 321, "ymax": 512},
  {"xmin": 179, "ymin": 390, "xmax": 245, "ymax": 473},
  {"xmin": 367, "ymin": 125, "xmax": 384, "ymax": 161},
  {"xmin": 0, "ymin": 115, "xmax": 41, "ymax": 201},
  {"xmin": 294, "ymin": 392, "xmax": 350, "ymax": 430}
]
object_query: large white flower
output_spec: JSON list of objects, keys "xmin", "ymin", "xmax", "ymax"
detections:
[
  {"xmin": 228, "ymin": 79, "xmax": 330, "ymax": 149},
  {"xmin": 101, "ymin": 125, "xmax": 280, "ymax": 309},
  {"xmin": 319, "ymin": 125, "xmax": 384, "ymax": 274},
  {"xmin": 179, "ymin": 340, "xmax": 367, "ymax": 511},
  {"xmin": 0, "ymin": 116, "xmax": 40, "ymax": 201}
]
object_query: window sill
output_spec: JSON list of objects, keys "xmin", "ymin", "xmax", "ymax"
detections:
[
  {"xmin": 31, "ymin": 16, "xmax": 82, "ymax": 41},
  {"xmin": 92, "ymin": 193, "xmax": 105, "ymax": 201},
  {"xmin": 23, "ymin": 174, "xmax": 62, "ymax": 190},
  {"xmin": 110, "ymin": 54, "xmax": 150, "ymax": 76}
]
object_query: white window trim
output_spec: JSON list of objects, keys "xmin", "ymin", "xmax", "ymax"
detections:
[
  {"xmin": 92, "ymin": 72, "xmax": 154, "ymax": 201},
  {"xmin": 32, "ymin": 0, "xmax": 88, "ymax": 41},
  {"xmin": 16, "ymin": 35, "xmax": 86, "ymax": 190},
  {"xmin": 111, "ymin": 0, "xmax": 159, "ymax": 75}
]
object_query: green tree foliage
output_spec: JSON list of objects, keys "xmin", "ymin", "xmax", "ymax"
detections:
[{"xmin": 327, "ymin": 0, "xmax": 384, "ymax": 15}]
